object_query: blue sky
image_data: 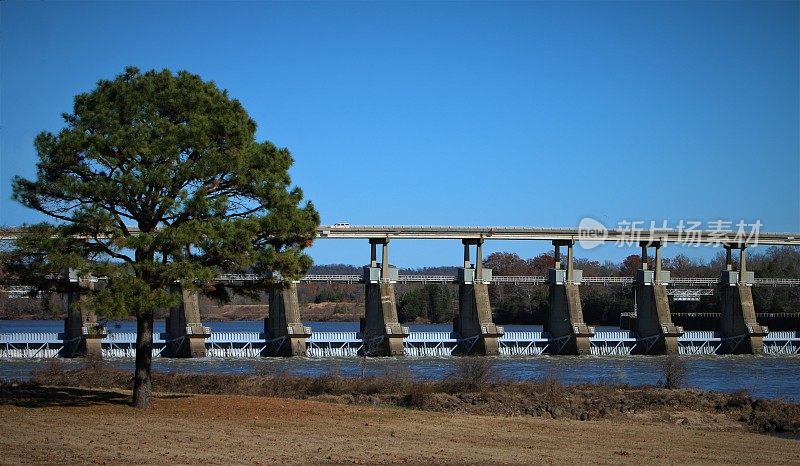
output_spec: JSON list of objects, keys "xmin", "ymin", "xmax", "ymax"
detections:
[{"xmin": 1, "ymin": 1, "xmax": 798, "ymax": 267}]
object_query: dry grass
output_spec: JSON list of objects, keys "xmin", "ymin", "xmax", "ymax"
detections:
[
  {"xmin": 25, "ymin": 360, "xmax": 800, "ymax": 434},
  {"xmin": 658, "ymin": 354, "xmax": 689, "ymax": 389}
]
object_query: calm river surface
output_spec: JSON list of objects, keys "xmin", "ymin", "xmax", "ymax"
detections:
[{"xmin": 2, "ymin": 320, "xmax": 799, "ymax": 402}]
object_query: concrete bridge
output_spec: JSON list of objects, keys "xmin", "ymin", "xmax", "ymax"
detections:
[{"xmin": 3, "ymin": 224, "xmax": 800, "ymax": 358}]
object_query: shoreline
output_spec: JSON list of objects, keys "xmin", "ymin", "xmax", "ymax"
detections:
[
  {"xmin": 2, "ymin": 383, "xmax": 799, "ymax": 465},
  {"xmin": 18, "ymin": 359, "xmax": 800, "ymax": 436}
]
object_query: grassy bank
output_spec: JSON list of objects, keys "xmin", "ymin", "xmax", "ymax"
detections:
[{"xmin": 13, "ymin": 357, "xmax": 798, "ymax": 435}]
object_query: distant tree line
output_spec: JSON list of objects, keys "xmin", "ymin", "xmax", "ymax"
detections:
[
  {"xmin": 299, "ymin": 247, "xmax": 799, "ymax": 325},
  {"xmin": 2, "ymin": 247, "xmax": 798, "ymax": 325},
  {"xmin": 485, "ymin": 246, "xmax": 800, "ymax": 325}
]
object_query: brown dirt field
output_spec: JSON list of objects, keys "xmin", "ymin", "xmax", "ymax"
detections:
[{"xmin": 1, "ymin": 386, "xmax": 798, "ymax": 465}]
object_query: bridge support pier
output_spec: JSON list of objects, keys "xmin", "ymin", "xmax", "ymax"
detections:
[
  {"xmin": 165, "ymin": 287, "xmax": 210, "ymax": 357},
  {"xmin": 361, "ymin": 239, "xmax": 408, "ymax": 356},
  {"xmin": 720, "ymin": 245, "xmax": 768, "ymax": 354},
  {"xmin": 545, "ymin": 240, "xmax": 593, "ymax": 354},
  {"xmin": 62, "ymin": 270, "xmax": 106, "ymax": 358},
  {"xmin": 264, "ymin": 281, "xmax": 311, "ymax": 356},
  {"xmin": 633, "ymin": 241, "xmax": 682, "ymax": 354},
  {"xmin": 454, "ymin": 239, "xmax": 503, "ymax": 355}
]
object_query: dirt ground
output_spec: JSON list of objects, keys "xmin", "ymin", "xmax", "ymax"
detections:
[{"xmin": 1, "ymin": 386, "xmax": 798, "ymax": 465}]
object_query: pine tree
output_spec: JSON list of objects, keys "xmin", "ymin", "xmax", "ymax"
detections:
[{"xmin": 5, "ymin": 67, "xmax": 319, "ymax": 407}]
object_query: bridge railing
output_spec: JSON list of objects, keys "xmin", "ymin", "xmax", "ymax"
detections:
[
  {"xmin": 592, "ymin": 330, "xmax": 637, "ymax": 340},
  {"xmin": 500, "ymin": 331, "xmax": 547, "ymax": 341},
  {"xmin": 582, "ymin": 277, "xmax": 634, "ymax": 285},
  {"xmin": 406, "ymin": 331, "xmax": 456, "ymax": 342},
  {"xmin": 104, "ymin": 332, "xmax": 137, "ymax": 343},
  {"xmin": 680, "ymin": 330, "xmax": 720, "ymax": 340},
  {"xmin": 670, "ymin": 278, "xmax": 720, "ymax": 286},
  {"xmin": 209, "ymin": 332, "xmax": 263, "ymax": 343},
  {"xmin": 397, "ymin": 275, "xmax": 457, "ymax": 283},
  {"xmin": 764, "ymin": 331, "xmax": 800, "ymax": 340},
  {"xmin": 0, "ymin": 332, "xmax": 62, "ymax": 343},
  {"xmin": 492, "ymin": 276, "xmax": 547, "ymax": 284},
  {"xmin": 302, "ymin": 275, "xmax": 362, "ymax": 283},
  {"xmin": 308, "ymin": 331, "xmax": 360, "ymax": 343},
  {"xmin": 754, "ymin": 278, "xmax": 800, "ymax": 286}
]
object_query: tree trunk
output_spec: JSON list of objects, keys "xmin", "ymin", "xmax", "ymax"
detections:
[{"xmin": 133, "ymin": 313, "xmax": 154, "ymax": 408}]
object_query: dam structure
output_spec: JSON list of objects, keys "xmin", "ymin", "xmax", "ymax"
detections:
[{"xmin": 2, "ymin": 225, "xmax": 800, "ymax": 359}]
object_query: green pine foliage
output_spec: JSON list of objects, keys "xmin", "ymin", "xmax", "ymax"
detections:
[{"xmin": 3, "ymin": 67, "xmax": 319, "ymax": 406}]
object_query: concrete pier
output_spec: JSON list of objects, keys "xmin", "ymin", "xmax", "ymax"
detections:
[
  {"xmin": 633, "ymin": 241, "xmax": 682, "ymax": 354},
  {"xmin": 360, "ymin": 239, "xmax": 408, "ymax": 356},
  {"xmin": 62, "ymin": 271, "xmax": 106, "ymax": 358},
  {"xmin": 264, "ymin": 281, "xmax": 311, "ymax": 356},
  {"xmin": 720, "ymin": 245, "xmax": 768, "ymax": 354},
  {"xmin": 165, "ymin": 287, "xmax": 210, "ymax": 357},
  {"xmin": 545, "ymin": 240, "xmax": 594, "ymax": 354},
  {"xmin": 454, "ymin": 239, "xmax": 503, "ymax": 355}
]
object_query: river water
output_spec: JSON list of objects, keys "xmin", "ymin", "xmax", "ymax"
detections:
[{"xmin": 2, "ymin": 320, "xmax": 799, "ymax": 402}]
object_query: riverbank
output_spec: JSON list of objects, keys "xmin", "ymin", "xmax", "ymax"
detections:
[
  {"xmin": 1, "ymin": 383, "xmax": 798, "ymax": 465},
  {"xmin": 20, "ymin": 358, "xmax": 800, "ymax": 434}
]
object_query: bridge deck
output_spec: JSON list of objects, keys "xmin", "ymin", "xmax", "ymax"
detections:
[
  {"xmin": 3, "ymin": 224, "xmax": 799, "ymax": 245},
  {"xmin": 316, "ymin": 225, "xmax": 800, "ymax": 246}
]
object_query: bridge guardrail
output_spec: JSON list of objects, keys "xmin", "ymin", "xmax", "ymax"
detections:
[
  {"xmin": 592, "ymin": 331, "xmax": 636, "ymax": 340},
  {"xmin": 754, "ymin": 278, "xmax": 800, "ymax": 286},
  {"xmin": 680, "ymin": 330, "xmax": 720, "ymax": 340},
  {"xmin": 764, "ymin": 331, "xmax": 800, "ymax": 340},
  {"xmin": 492, "ymin": 276, "xmax": 547, "ymax": 284},
  {"xmin": 582, "ymin": 277, "xmax": 634, "ymax": 284},
  {"xmin": 209, "ymin": 332, "xmax": 264, "ymax": 343},
  {"xmin": 670, "ymin": 278, "xmax": 720, "ymax": 285},
  {"xmin": 0, "ymin": 332, "xmax": 62, "ymax": 343},
  {"xmin": 406, "ymin": 331, "xmax": 456, "ymax": 342},
  {"xmin": 308, "ymin": 331, "xmax": 360, "ymax": 343},
  {"xmin": 500, "ymin": 331, "xmax": 547, "ymax": 341}
]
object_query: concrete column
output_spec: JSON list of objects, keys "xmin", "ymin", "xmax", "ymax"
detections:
[
  {"xmin": 739, "ymin": 246, "xmax": 747, "ymax": 282},
  {"xmin": 264, "ymin": 281, "xmax": 311, "ymax": 356},
  {"xmin": 566, "ymin": 242, "xmax": 574, "ymax": 283},
  {"xmin": 546, "ymin": 243, "xmax": 592, "ymax": 354},
  {"xmin": 546, "ymin": 283, "xmax": 593, "ymax": 354},
  {"xmin": 64, "ymin": 292, "xmax": 96, "ymax": 357},
  {"xmin": 362, "ymin": 239, "xmax": 407, "ymax": 356},
  {"xmin": 165, "ymin": 287, "xmax": 210, "ymax": 357},
  {"xmin": 725, "ymin": 246, "xmax": 733, "ymax": 271},
  {"xmin": 633, "ymin": 242, "xmax": 681, "ymax": 354},
  {"xmin": 641, "ymin": 244, "xmax": 649, "ymax": 270},
  {"xmin": 545, "ymin": 283, "xmax": 594, "ymax": 354},
  {"xmin": 654, "ymin": 242, "xmax": 662, "ymax": 278},
  {"xmin": 62, "ymin": 274, "xmax": 106, "ymax": 358},
  {"xmin": 370, "ymin": 242, "xmax": 378, "ymax": 268},
  {"xmin": 633, "ymin": 282, "xmax": 682, "ymax": 354},
  {"xmin": 553, "ymin": 242, "xmax": 561, "ymax": 269},
  {"xmin": 476, "ymin": 240, "xmax": 484, "ymax": 281},
  {"xmin": 381, "ymin": 240, "xmax": 390, "ymax": 280},
  {"xmin": 720, "ymin": 244, "xmax": 767, "ymax": 354},
  {"xmin": 455, "ymin": 239, "xmax": 502, "ymax": 355}
]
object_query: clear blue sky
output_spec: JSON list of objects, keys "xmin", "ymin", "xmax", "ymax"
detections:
[{"xmin": 1, "ymin": 1, "xmax": 798, "ymax": 267}]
